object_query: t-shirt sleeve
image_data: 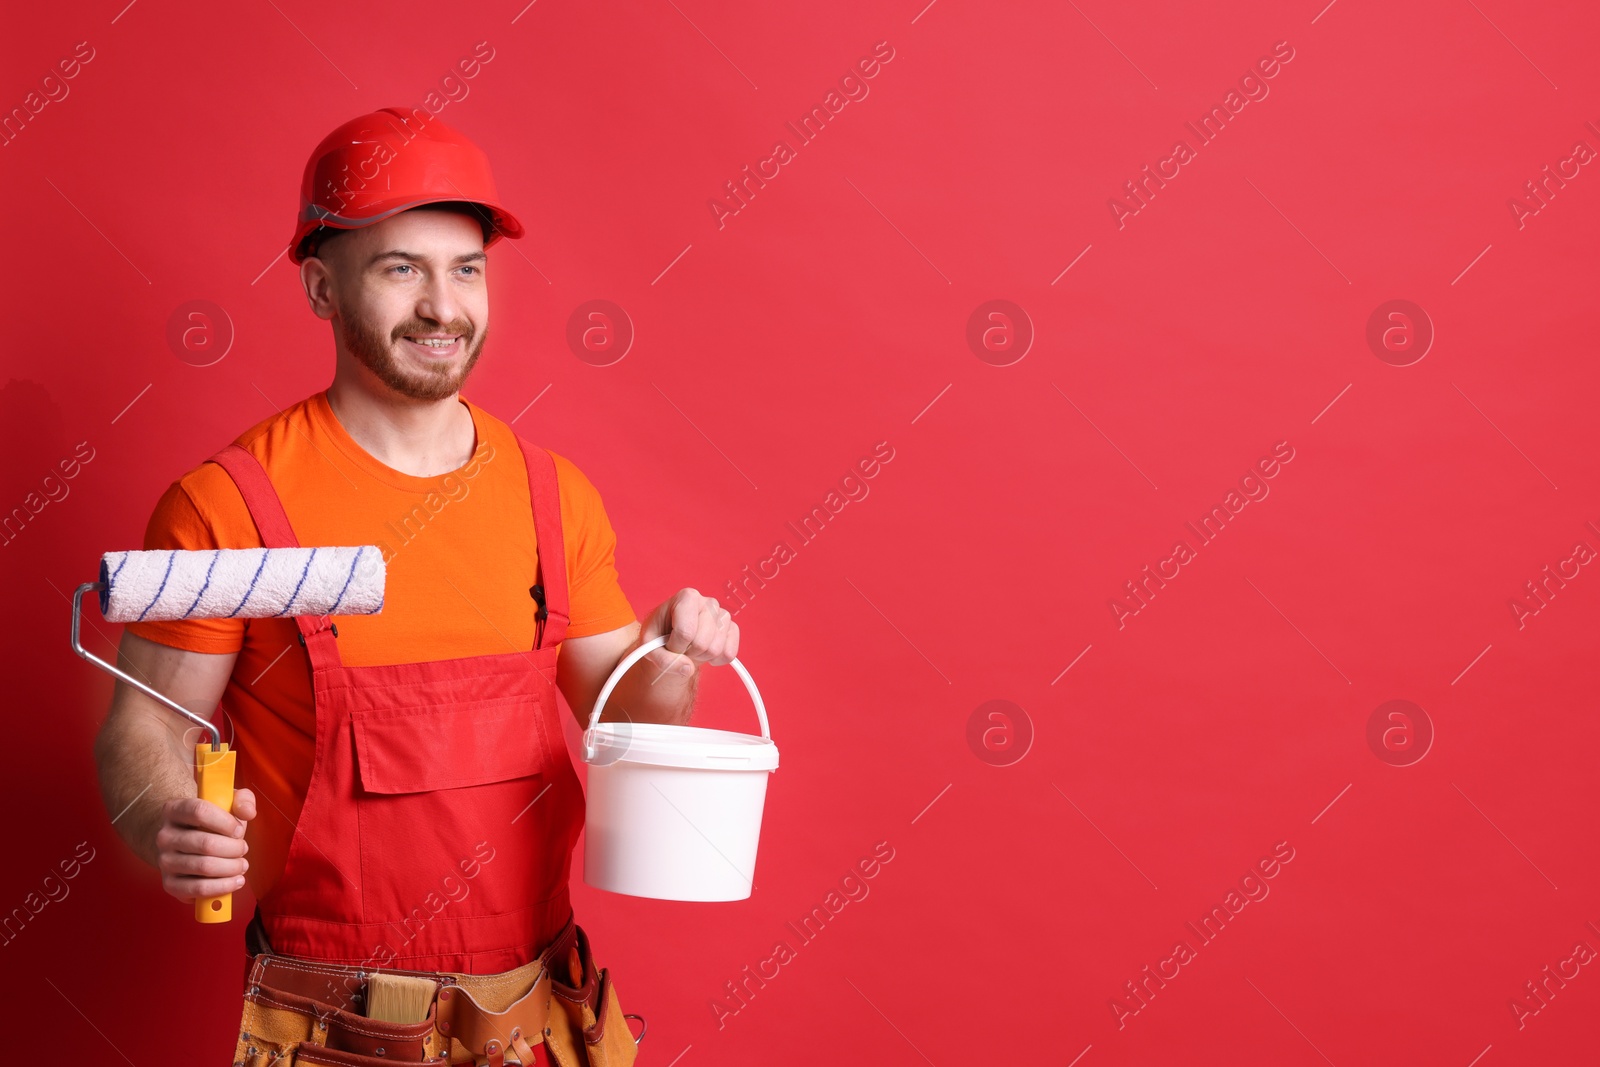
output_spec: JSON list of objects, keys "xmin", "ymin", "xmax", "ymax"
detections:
[
  {"xmin": 554, "ymin": 454, "xmax": 638, "ymax": 639},
  {"xmin": 122, "ymin": 467, "xmax": 252, "ymax": 655}
]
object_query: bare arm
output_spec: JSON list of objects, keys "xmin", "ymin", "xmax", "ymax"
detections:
[{"xmin": 92, "ymin": 630, "xmax": 258, "ymax": 903}]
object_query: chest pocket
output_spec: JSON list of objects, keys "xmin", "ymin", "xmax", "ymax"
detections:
[
  {"xmin": 350, "ymin": 696, "xmax": 559, "ymax": 923},
  {"xmin": 353, "ymin": 700, "xmax": 545, "ymax": 793}
]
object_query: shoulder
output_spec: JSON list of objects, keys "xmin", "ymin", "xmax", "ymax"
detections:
[
  {"xmin": 548, "ymin": 449, "xmax": 603, "ymax": 500},
  {"xmin": 143, "ymin": 459, "xmax": 256, "ymax": 551},
  {"xmin": 544, "ymin": 451, "xmax": 617, "ymax": 536},
  {"xmin": 231, "ymin": 394, "xmax": 321, "ymax": 469},
  {"xmin": 464, "ymin": 398, "xmax": 607, "ymax": 507}
]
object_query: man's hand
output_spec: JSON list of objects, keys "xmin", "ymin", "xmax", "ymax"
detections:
[
  {"xmin": 639, "ymin": 587, "xmax": 738, "ymax": 682},
  {"xmin": 94, "ymin": 630, "xmax": 242, "ymax": 899},
  {"xmin": 155, "ymin": 788, "xmax": 258, "ymax": 903}
]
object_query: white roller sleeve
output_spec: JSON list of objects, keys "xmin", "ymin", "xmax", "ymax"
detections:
[{"xmin": 99, "ymin": 546, "xmax": 385, "ymax": 623}]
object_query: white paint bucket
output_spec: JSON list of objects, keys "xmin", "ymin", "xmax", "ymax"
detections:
[{"xmin": 581, "ymin": 635, "xmax": 779, "ymax": 901}]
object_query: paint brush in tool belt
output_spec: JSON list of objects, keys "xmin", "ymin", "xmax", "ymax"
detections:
[{"xmin": 366, "ymin": 973, "xmax": 439, "ymax": 1023}]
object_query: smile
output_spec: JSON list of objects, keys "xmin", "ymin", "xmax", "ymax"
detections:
[{"xmin": 402, "ymin": 335, "xmax": 464, "ymax": 356}]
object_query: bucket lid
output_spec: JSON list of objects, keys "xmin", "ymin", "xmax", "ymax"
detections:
[{"xmin": 587, "ymin": 721, "xmax": 780, "ymax": 771}]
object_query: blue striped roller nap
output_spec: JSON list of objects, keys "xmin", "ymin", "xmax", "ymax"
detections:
[{"xmin": 98, "ymin": 546, "xmax": 386, "ymax": 623}]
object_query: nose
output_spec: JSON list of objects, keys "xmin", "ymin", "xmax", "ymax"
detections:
[{"xmin": 415, "ymin": 271, "xmax": 466, "ymax": 333}]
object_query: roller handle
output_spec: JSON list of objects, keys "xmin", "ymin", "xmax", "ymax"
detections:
[{"xmin": 193, "ymin": 743, "xmax": 237, "ymax": 923}]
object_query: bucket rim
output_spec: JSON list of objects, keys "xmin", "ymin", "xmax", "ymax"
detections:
[{"xmin": 585, "ymin": 720, "xmax": 780, "ymax": 770}]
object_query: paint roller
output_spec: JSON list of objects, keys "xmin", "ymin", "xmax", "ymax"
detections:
[{"xmin": 72, "ymin": 546, "xmax": 385, "ymax": 923}]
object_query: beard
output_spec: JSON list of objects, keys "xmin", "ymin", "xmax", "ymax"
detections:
[{"xmin": 339, "ymin": 309, "xmax": 486, "ymax": 402}]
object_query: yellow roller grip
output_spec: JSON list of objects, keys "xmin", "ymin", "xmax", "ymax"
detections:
[{"xmin": 194, "ymin": 742, "xmax": 238, "ymax": 924}]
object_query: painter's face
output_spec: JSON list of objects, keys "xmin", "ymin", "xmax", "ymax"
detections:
[{"xmin": 308, "ymin": 208, "xmax": 490, "ymax": 401}]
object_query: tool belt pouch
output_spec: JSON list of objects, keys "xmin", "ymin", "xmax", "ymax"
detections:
[
  {"xmin": 435, "ymin": 972, "xmax": 550, "ymax": 1066},
  {"xmin": 544, "ymin": 926, "xmax": 637, "ymax": 1067},
  {"xmin": 233, "ymin": 952, "xmax": 551, "ymax": 1066},
  {"xmin": 231, "ymin": 979, "xmax": 441, "ymax": 1065}
]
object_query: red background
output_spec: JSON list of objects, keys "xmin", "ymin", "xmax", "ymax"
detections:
[{"xmin": 4, "ymin": 0, "xmax": 1599, "ymax": 1063}]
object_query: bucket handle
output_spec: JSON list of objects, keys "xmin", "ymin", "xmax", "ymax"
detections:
[{"xmin": 583, "ymin": 634, "xmax": 769, "ymax": 763}]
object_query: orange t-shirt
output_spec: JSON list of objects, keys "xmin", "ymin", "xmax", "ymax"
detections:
[{"xmin": 124, "ymin": 389, "xmax": 637, "ymax": 899}]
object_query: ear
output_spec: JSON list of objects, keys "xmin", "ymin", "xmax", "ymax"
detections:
[{"xmin": 300, "ymin": 255, "xmax": 338, "ymax": 321}]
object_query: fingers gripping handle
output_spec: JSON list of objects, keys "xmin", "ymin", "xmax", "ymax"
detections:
[
  {"xmin": 194, "ymin": 743, "xmax": 237, "ymax": 923},
  {"xmin": 582, "ymin": 634, "xmax": 770, "ymax": 762}
]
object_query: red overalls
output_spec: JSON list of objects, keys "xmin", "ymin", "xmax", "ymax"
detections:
[{"xmin": 210, "ymin": 433, "xmax": 585, "ymax": 976}]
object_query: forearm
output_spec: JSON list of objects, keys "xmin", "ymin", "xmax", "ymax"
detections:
[{"xmin": 93, "ymin": 701, "xmax": 197, "ymax": 868}]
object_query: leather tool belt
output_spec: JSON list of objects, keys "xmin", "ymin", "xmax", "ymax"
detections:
[{"xmin": 232, "ymin": 912, "xmax": 642, "ymax": 1066}]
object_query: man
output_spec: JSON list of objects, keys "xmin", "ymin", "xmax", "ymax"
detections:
[{"xmin": 93, "ymin": 107, "xmax": 735, "ymax": 1063}]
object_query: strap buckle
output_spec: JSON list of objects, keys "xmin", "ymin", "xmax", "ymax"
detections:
[
  {"xmin": 296, "ymin": 618, "xmax": 339, "ymax": 647},
  {"xmin": 530, "ymin": 585, "xmax": 546, "ymax": 647}
]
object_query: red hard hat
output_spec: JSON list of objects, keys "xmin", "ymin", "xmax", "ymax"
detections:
[{"xmin": 289, "ymin": 107, "xmax": 524, "ymax": 263}]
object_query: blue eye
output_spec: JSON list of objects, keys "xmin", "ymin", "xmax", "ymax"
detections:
[{"xmin": 391, "ymin": 264, "xmax": 414, "ymax": 275}]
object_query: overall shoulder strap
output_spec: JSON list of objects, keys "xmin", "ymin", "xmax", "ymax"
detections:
[
  {"xmin": 208, "ymin": 444, "xmax": 300, "ymax": 549},
  {"xmin": 512, "ymin": 436, "xmax": 570, "ymax": 649},
  {"xmin": 207, "ymin": 443, "xmax": 342, "ymax": 667}
]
